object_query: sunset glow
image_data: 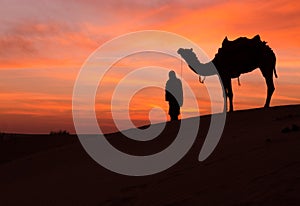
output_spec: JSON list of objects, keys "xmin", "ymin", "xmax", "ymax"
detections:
[{"xmin": 1, "ymin": 0, "xmax": 299, "ymax": 133}]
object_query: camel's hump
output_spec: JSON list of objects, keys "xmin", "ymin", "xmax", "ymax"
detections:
[{"xmin": 222, "ymin": 35, "xmax": 262, "ymax": 48}]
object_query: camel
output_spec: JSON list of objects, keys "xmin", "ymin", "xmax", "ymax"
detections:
[{"xmin": 177, "ymin": 35, "xmax": 277, "ymax": 112}]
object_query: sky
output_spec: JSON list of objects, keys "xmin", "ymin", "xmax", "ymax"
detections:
[{"xmin": 0, "ymin": 0, "xmax": 299, "ymax": 134}]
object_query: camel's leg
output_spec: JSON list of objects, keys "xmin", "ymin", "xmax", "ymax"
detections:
[
  {"xmin": 227, "ymin": 79, "xmax": 234, "ymax": 112},
  {"xmin": 264, "ymin": 76, "xmax": 275, "ymax": 108},
  {"xmin": 221, "ymin": 86, "xmax": 227, "ymax": 112},
  {"xmin": 224, "ymin": 78, "xmax": 233, "ymax": 112}
]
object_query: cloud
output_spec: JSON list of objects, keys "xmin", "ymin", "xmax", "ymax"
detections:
[
  {"xmin": 0, "ymin": 21, "xmax": 100, "ymax": 67},
  {"xmin": 0, "ymin": 34, "xmax": 35, "ymax": 56},
  {"xmin": 0, "ymin": 0, "xmax": 300, "ymax": 133}
]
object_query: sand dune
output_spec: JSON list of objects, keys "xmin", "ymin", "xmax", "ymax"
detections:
[{"xmin": 0, "ymin": 105, "xmax": 299, "ymax": 206}]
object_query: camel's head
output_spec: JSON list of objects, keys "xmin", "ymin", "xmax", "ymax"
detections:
[
  {"xmin": 177, "ymin": 48, "xmax": 194, "ymax": 59},
  {"xmin": 177, "ymin": 48, "xmax": 200, "ymax": 65}
]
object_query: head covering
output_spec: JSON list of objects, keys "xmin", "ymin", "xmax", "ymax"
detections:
[{"xmin": 169, "ymin": 70, "xmax": 176, "ymax": 79}]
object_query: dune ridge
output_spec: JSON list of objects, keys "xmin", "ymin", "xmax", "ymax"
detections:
[{"xmin": 0, "ymin": 104, "xmax": 299, "ymax": 206}]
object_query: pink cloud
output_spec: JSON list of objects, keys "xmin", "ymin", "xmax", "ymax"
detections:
[{"xmin": 0, "ymin": 0, "xmax": 299, "ymax": 133}]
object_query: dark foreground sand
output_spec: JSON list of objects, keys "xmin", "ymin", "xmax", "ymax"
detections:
[{"xmin": 0, "ymin": 105, "xmax": 299, "ymax": 206}]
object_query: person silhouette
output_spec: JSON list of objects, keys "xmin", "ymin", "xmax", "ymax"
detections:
[{"xmin": 165, "ymin": 70, "xmax": 183, "ymax": 121}]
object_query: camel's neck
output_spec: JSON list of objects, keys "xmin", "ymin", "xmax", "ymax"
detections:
[{"xmin": 181, "ymin": 56, "xmax": 217, "ymax": 76}]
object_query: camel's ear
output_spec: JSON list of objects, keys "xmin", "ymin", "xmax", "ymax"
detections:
[{"xmin": 190, "ymin": 48, "xmax": 193, "ymax": 51}]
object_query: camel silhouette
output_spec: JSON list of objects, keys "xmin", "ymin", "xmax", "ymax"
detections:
[{"xmin": 177, "ymin": 35, "xmax": 277, "ymax": 112}]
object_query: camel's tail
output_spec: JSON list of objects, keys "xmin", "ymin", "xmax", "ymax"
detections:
[
  {"xmin": 274, "ymin": 67, "xmax": 278, "ymax": 78},
  {"xmin": 262, "ymin": 41, "xmax": 278, "ymax": 78}
]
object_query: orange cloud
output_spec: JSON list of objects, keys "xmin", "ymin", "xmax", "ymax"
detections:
[{"xmin": 0, "ymin": 0, "xmax": 299, "ymax": 133}]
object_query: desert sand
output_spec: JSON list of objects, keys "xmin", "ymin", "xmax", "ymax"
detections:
[{"xmin": 0, "ymin": 105, "xmax": 299, "ymax": 206}]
